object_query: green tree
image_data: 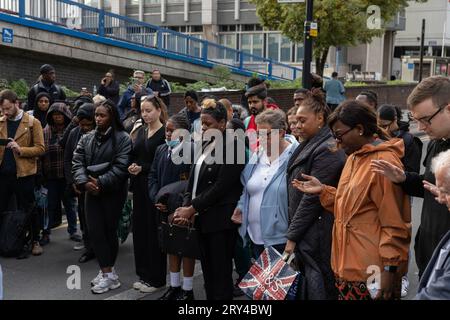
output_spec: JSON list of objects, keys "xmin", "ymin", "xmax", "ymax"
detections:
[{"xmin": 251, "ymin": 0, "xmax": 427, "ymax": 76}]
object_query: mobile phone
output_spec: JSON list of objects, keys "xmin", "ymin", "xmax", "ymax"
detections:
[{"xmin": 0, "ymin": 138, "xmax": 10, "ymax": 146}]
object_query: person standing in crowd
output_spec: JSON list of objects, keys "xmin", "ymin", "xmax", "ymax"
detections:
[
  {"xmin": 174, "ymin": 101, "xmax": 245, "ymax": 300},
  {"xmin": 294, "ymin": 100, "xmax": 411, "ymax": 300},
  {"xmin": 287, "ymin": 106, "xmax": 301, "ymax": 141},
  {"xmin": 64, "ymin": 103, "xmax": 96, "ymax": 263},
  {"xmin": 377, "ymin": 103, "xmax": 422, "ymax": 298},
  {"xmin": 72, "ymin": 100, "xmax": 132, "ymax": 294},
  {"xmin": 28, "ymin": 92, "xmax": 51, "ymax": 128},
  {"xmin": 0, "ymin": 89, "xmax": 45, "ymax": 259},
  {"xmin": 294, "ymin": 89, "xmax": 309, "ymax": 109},
  {"xmin": 27, "ymin": 64, "xmax": 66, "ymax": 112},
  {"xmin": 356, "ymin": 90, "xmax": 378, "ymax": 111},
  {"xmin": 40, "ymin": 102, "xmax": 80, "ymax": 247},
  {"xmin": 219, "ymin": 98, "xmax": 234, "ymax": 121},
  {"xmin": 118, "ymin": 70, "xmax": 152, "ymax": 120},
  {"xmin": 148, "ymin": 114, "xmax": 193, "ymax": 300},
  {"xmin": 285, "ymin": 90, "xmax": 346, "ymax": 300},
  {"xmin": 323, "ymin": 72, "xmax": 346, "ymax": 111},
  {"xmin": 179, "ymin": 90, "xmax": 202, "ymax": 135},
  {"xmin": 371, "ymin": 76, "xmax": 450, "ymax": 278},
  {"xmin": 98, "ymin": 70, "xmax": 120, "ymax": 106},
  {"xmin": 414, "ymin": 150, "xmax": 450, "ymax": 299},
  {"xmin": 129, "ymin": 95, "xmax": 167, "ymax": 293},
  {"xmin": 377, "ymin": 104, "xmax": 422, "ymax": 174},
  {"xmin": 232, "ymin": 109, "xmax": 298, "ymax": 257},
  {"xmin": 146, "ymin": 69, "xmax": 172, "ymax": 108}
]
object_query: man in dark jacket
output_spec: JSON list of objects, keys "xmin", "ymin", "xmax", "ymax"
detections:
[
  {"xmin": 146, "ymin": 69, "xmax": 171, "ymax": 108},
  {"xmin": 64, "ymin": 103, "xmax": 96, "ymax": 263},
  {"xmin": 416, "ymin": 149, "xmax": 450, "ymax": 299},
  {"xmin": 371, "ymin": 76, "xmax": 450, "ymax": 277},
  {"xmin": 27, "ymin": 64, "xmax": 66, "ymax": 112}
]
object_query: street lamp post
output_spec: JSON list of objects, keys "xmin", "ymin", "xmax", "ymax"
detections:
[{"xmin": 303, "ymin": 0, "xmax": 314, "ymax": 89}]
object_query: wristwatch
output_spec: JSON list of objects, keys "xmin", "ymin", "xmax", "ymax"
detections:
[{"xmin": 384, "ymin": 265, "xmax": 398, "ymax": 273}]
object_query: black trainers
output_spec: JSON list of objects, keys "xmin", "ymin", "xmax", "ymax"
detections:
[
  {"xmin": 39, "ymin": 234, "xmax": 50, "ymax": 246},
  {"xmin": 158, "ymin": 286, "xmax": 181, "ymax": 300},
  {"xmin": 176, "ymin": 289, "xmax": 195, "ymax": 301}
]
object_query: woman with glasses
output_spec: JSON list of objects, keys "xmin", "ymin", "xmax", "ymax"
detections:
[
  {"xmin": 377, "ymin": 104, "xmax": 422, "ymax": 174},
  {"xmin": 285, "ymin": 90, "xmax": 346, "ymax": 300},
  {"xmin": 72, "ymin": 100, "xmax": 132, "ymax": 294},
  {"xmin": 231, "ymin": 109, "xmax": 299, "ymax": 257},
  {"xmin": 293, "ymin": 100, "xmax": 411, "ymax": 300},
  {"xmin": 128, "ymin": 95, "xmax": 168, "ymax": 293},
  {"xmin": 173, "ymin": 100, "xmax": 245, "ymax": 300}
]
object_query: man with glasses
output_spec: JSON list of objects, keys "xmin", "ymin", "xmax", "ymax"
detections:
[
  {"xmin": 371, "ymin": 76, "xmax": 450, "ymax": 278},
  {"xmin": 117, "ymin": 70, "xmax": 153, "ymax": 120}
]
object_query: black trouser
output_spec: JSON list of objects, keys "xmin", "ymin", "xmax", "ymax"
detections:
[
  {"xmin": 327, "ymin": 103, "xmax": 339, "ymax": 112},
  {"xmin": 0, "ymin": 174, "xmax": 39, "ymax": 242},
  {"xmin": 199, "ymin": 229, "xmax": 237, "ymax": 300},
  {"xmin": 78, "ymin": 192, "xmax": 92, "ymax": 252},
  {"xmin": 132, "ymin": 175, "xmax": 166, "ymax": 287},
  {"xmin": 85, "ymin": 188, "xmax": 127, "ymax": 269}
]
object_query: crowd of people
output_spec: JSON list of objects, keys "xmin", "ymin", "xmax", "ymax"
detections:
[{"xmin": 1, "ymin": 64, "xmax": 450, "ymax": 300}]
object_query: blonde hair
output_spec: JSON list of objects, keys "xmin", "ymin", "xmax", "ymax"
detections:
[
  {"xmin": 255, "ymin": 109, "xmax": 287, "ymax": 131},
  {"xmin": 93, "ymin": 94, "xmax": 106, "ymax": 106}
]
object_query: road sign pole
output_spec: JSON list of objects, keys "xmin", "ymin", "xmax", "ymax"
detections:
[{"xmin": 302, "ymin": 0, "xmax": 314, "ymax": 89}]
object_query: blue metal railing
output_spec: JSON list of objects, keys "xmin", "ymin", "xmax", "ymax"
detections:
[{"xmin": 0, "ymin": 0, "xmax": 302, "ymax": 80}]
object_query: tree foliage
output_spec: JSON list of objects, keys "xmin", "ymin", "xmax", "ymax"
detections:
[{"xmin": 251, "ymin": 0, "xmax": 427, "ymax": 76}]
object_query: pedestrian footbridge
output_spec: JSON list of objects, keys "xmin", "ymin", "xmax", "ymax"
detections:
[{"xmin": 0, "ymin": 0, "xmax": 302, "ymax": 83}]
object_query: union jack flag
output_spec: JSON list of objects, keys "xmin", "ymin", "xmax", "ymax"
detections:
[{"xmin": 239, "ymin": 246, "xmax": 300, "ymax": 300}]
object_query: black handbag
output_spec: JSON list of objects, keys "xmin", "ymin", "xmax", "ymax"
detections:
[
  {"xmin": 86, "ymin": 162, "xmax": 110, "ymax": 178},
  {"xmin": 158, "ymin": 219, "xmax": 201, "ymax": 260}
]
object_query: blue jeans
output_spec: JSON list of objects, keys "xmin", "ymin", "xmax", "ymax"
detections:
[
  {"xmin": 44, "ymin": 179, "xmax": 78, "ymax": 235},
  {"xmin": 251, "ymin": 242, "xmax": 286, "ymax": 260}
]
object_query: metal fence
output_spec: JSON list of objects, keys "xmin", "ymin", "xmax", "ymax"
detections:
[{"xmin": 0, "ymin": 0, "xmax": 302, "ymax": 80}]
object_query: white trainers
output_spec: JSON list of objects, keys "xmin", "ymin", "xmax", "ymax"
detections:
[
  {"xmin": 139, "ymin": 282, "xmax": 161, "ymax": 293},
  {"xmin": 91, "ymin": 270, "xmax": 103, "ymax": 287},
  {"xmin": 133, "ymin": 280, "xmax": 144, "ymax": 290},
  {"xmin": 92, "ymin": 275, "xmax": 121, "ymax": 294},
  {"xmin": 401, "ymin": 276, "xmax": 409, "ymax": 298}
]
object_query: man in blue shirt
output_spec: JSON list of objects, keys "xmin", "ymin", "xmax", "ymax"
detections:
[{"xmin": 323, "ymin": 72, "xmax": 345, "ymax": 111}]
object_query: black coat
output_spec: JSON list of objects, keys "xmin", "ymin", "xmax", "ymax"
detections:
[
  {"xmin": 26, "ymin": 80, "xmax": 66, "ymax": 112},
  {"xmin": 148, "ymin": 143, "xmax": 192, "ymax": 204},
  {"xmin": 402, "ymin": 139, "xmax": 450, "ymax": 275},
  {"xmin": 395, "ymin": 130, "xmax": 422, "ymax": 174},
  {"xmin": 98, "ymin": 81, "xmax": 120, "ymax": 106},
  {"xmin": 64, "ymin": 126, "xmax": 83, "ymax": 186},
  {"xmin": 72, "ymin": 128, "xmax": 132, "ymax": 193},
  {"xmin": 286, "ymin": 127, "xmax": 346, "ymax": 300},
  {"xmin": 183, "ymin": 135, "xmax": 245, "ymax": 234}
]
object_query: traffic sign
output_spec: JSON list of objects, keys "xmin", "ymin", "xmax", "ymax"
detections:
[{"xmin": 2, "ymin": 28, "xmax": 13, "ymax": 44}]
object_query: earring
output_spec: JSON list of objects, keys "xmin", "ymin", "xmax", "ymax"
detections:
[
  {"xmin": 360, "ymin": 132, "xmax": 363, "ymax": 136},
  {"xmin": 318, "ymin": 126, "xmax": 321, "ymax": 129}
]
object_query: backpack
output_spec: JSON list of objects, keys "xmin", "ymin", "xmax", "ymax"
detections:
[{"xmin": 0, "ymin": 210, "xmax": 30, "ymax": 257}]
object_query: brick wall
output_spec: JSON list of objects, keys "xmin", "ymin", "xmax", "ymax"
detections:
[{"xmin": 167, "ymin": 84, "xmax": 417, "ymax": 115}]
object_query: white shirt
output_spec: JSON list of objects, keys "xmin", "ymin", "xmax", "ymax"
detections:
[
  {"xmin": 246, "ymin": 145, "xmax": 292, "ymax": 245},
  {"xmin": 192, "ymin": 141, "xmax": 216, "ymax": 200}
]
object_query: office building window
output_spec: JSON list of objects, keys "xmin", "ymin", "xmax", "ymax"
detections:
[
  {"xmin": 268, "ymin": 33, "xmax": 280, "ymax": 61},
  {"xmin": 145, "ymin": 0, "xmax": 161, "ymax": 4},
  {"xmin": 296, "ymin": 44, "xmax": 304, "ymax": 62},
  {"xmin": 253, "ymin": 34, "xmax": 263, "ymax": 57},
  {"xmin": 280, "ymin": 36, "xmax": 291, "ymax": 62}
]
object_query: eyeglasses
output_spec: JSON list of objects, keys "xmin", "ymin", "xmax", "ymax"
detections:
[
  {"xmin": 408, "ymin": 103, "xmax": 448, "ymax": 126},
  {"xmin": 332, "ymin": 127, "xmax": 353, "ymax": 142}
]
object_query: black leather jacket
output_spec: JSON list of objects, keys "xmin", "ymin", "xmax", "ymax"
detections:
[{"xmin": 72, "ymin": 127, "xmax": 132, "ymax": 193}]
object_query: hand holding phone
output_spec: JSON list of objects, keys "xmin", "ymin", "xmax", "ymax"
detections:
[{"xmin": 0, "ymin": 138, "xmax": 11, "ymax": 146}]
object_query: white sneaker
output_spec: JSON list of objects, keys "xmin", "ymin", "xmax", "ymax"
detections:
[
  {"xmin": 73, "ymin": 243, "xmax": 85, "ymax": 251},
  {"xmin": 91, "ymin": 270, "xmax": 103, "ymax": 287},
  {"xmin": 139, "ymin": 282, "xmax": 161, "ymax": 293},
  {"xmin": 401, "ymin": 276, "xmax": 409, "ymax": 298},
  {"xmin": 91, "ymin": 275, "xmax": 121, "ymax": 294},
  {"xmin": 133, "ymin": 280, "xmax": 144, "ymax": 290}
]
